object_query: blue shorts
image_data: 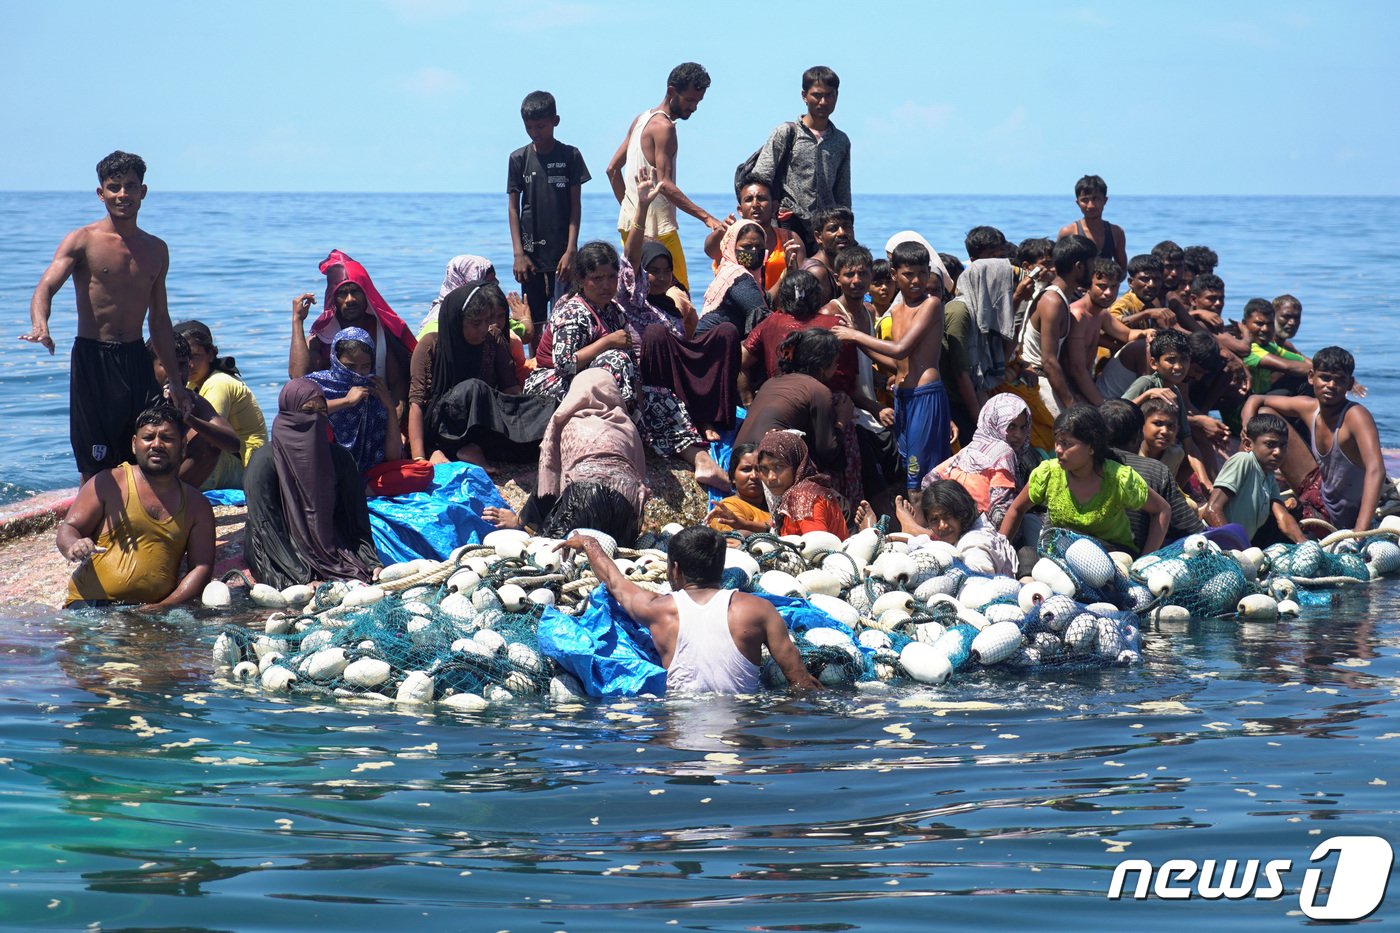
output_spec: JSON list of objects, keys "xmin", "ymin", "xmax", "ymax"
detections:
[{"xmin": 895, "ymin": 380, "xmax": 950, "ymax": 490}]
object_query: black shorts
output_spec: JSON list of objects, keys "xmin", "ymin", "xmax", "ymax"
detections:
[
  {"xmin": 522, "ymin": 252, "xmax": 566, "ymax": 326},
  {"xmin": 70, "ymin": 336, "xmax": 162, "ymax": 476}
]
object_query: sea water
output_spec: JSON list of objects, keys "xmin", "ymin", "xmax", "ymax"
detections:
[{"xmin": 0, "ymin": 193, "xmax": 1398, "ymax": 929}]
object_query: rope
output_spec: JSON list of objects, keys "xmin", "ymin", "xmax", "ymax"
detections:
[
  {"xmin": 1319, "ymin": 526, "xmax": 1395, "ymax": 549},
  {"xmin": 1283, "ymin": 574, "xmax": 1367, "ymax": 588}
]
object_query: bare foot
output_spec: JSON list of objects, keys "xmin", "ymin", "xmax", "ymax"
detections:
[
  {"xmin": 689, "ymin": 448, "xmax": 731, "ymax": 491},
  {"xmin": 456, "ymin": 442, "xmax": 487, "ymax": 468},
  {"xmin": 894, "ymin": 496, "xmax": 927, "ymax": 535},
  {"xmin": 483, "ymin": 507, "xmax": 520, "ymax": 529},
  {"xmin": 853, "ymin": 500, "xmax": 876, "ymax": 530},
  {"xmin": 428, "ymin": 450, "xmax": 451, "ymax": 465},
  {"xmin": 700, "ymin": 422, "xmax": 722, "ymax": 444}
]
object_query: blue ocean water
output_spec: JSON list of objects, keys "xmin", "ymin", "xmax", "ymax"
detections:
[
  {"xmin": 1, "ymin": 193, "xmax": 1399, "ymax": 929},
  {"xmin": 2, "ymin": 192, "xmax": 1398, "ymax": 501}
]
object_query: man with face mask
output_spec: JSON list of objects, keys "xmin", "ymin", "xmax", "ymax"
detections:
[
  {"xmin": 288, "ymin": 250, "xmax": 417, "ymax": 420},
  {"xmin": 60, "ymin": 405, "xmax": 215, "ymax": 608},
  {"xmin": 556, "ymin": 526, "xmax": 820, "ymax": 695}
]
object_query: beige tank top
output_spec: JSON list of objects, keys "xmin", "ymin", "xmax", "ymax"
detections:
[{"xmin": 617, "ymin": 109, "xmax": 679, "ymax": 236}]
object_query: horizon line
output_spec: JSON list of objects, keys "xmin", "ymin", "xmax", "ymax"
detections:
[{"xmin": 4, "ymin": 190, "xmax": 1398, "ymax": 199}]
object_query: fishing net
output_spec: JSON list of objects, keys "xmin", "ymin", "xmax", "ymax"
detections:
[{"xmin": 1129, "ymin": 537, "xmax": 1256, "ymax": 619}]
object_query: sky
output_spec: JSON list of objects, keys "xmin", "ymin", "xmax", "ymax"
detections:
[{"xmin": 3, "ymin": 0, "xmax": 1398, "ymax": 196}]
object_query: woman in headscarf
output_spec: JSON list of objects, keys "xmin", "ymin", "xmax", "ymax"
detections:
[
  {"xmin": 243, "ymin": 378, "xmax": 381, "ymax": 589},
  {"xmin": 289, "ymin": 250, "xmax": 417, "ymax": 417},
  {"xmin": 408, "ymin": 279, "xmax": 556, "ymax": 465},
  {"xmin": 756, "ymin": 430, "xmax": 848, "ymax": 540},
  {"xmin": 703, "ymin": 177, "xmax": 797, "ymax": 296},
  {"xmin": 524, "ymin": 166, "xmax": 728, "ymax": 489},
  {"xmin": 485, "ymin": 369, "xmax": 648, "ymax": 545},
  {"xmin": 735, "ymin": 328, "xmax": 847, "ymax": 481},
  {"xmin": 417, "ymin": 255, "xmax": 495, "ymax": 337},
  {"xmin": 925, "ymin": 392, "xmax": 1035, "ymax": 526},
  {"xmin": 304, "ymin": 327, "xmax": 401, "ymax": 474},
  {"xmin": 695, "ymin": 219, "xmax": 773, "ymax": 336},
  {"xmin": 636, "ymin": 241, "xmax": 741, "ymax": 442}
]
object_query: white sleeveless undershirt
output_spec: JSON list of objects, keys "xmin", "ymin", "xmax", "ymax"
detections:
[
  {"xmin": 617, "ymin": 109, "xmax": 679, "ymax": 236},
  {"xmin": 666, "ymin": 589, "xmax": 760, "ymax": 695}
]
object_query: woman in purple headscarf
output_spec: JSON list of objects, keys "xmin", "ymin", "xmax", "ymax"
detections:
[
  {"xmin": 305, "ymin": 327, "xmax": 402, "ymax": 474},
  {"xmin": 242, "ymin": 378, "xmax": 382, "ymax": 588}
]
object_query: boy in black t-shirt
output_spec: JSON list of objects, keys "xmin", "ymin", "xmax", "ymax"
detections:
[{"xmin": 507, "ymin": 91, "xmax": 591, "ymax": 350}]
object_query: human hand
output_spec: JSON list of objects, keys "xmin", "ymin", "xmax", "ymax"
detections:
[
  {"xmin": 782, "ymin": 230, "xmax": 806, "ymax": 266},
  {"xmin": 1192, "ymin": 310, "xmax": 1224, "ymax": 331},
  {"xmin": 703, "ymin": 214, "xmax": 724, "ymax": 232},
  {"xmin": 1352, "ymin": 381, "xmax": 1368, "ymax": 398},
  {"xmin": 482, "ymin": 506, "xmax": 521, "ymax": 529},
  {"xmin": 705, "ymin": 502, "xmax": 739, "ymax": 527},
  {"xmin": 345, "ymin": 385, "xmax": 371, "ymax": 406},
  {"xmin": 606, "ymin": 329, "xmax": 632, "ymax": 352},
  {"xmin": 368, "ymin": 377, "xmax": 392, "ymax": 407},
  {"xmin": 1147, "ymin": 308, "xmax": 1176, "ymax": 328},
  {"xmin": 554, "ymin": 533, "xmax": 599, "ymax": 554},
  {"xmin": 1199, "ymin": 418, "xmax": 1229, "ymax": 443},
  {"xmin": 635, "ymin": 165, "xmax": 660, "ymax": 205},
  {"xmin": 166, "ymin": 383, "xmax": 195, "ymax": 416},
  {"xmin": 555, "ymin": 249, "xmax": 575, "ymax": 283},
  {"xmin": 292, "ymin": 292, "xmax": 316, "ymax": 323},
  {"xmin": 506, "ymin": 291, "xmax": 534, "ymax": 338},
  {"xmin": 512, "ymin": 253, "xmax": 535, "ymax": 284},
  {"xmin": 18, "ymin": 325, "xmax": 56, "ymax": 354},
  {"xmin": 64, "ymin": 537, "xmax": 106, "ymax": 563},
  {"xmin": 1144, "ymin": 387, "xmax": 1177, "ymax": 404},
  {"xmin": 878, "ymin": 407, "xmax": 895, "ymax": 428},
  {"xmin": 830, "ymin": 324, "xmax": 857, "ymax": 342},
  {"xmin": 370, "ymin": 565, "xmax": 383, "ymax": 582}
]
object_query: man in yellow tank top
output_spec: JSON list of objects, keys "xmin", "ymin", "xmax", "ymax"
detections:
[{"xmin": 60, "ymin": 405, "xmax": 215, "ymax": 608}]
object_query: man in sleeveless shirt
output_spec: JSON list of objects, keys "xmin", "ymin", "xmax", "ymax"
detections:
[
  {"xmin": 557, "ymin": 527, "xmax": 819, "ymax": 694},
  {"xmin": 605, "ymin": 62, "xmax": 724, "ymax": 294},
  {"xmin": 61, "ymin": 404, "xmax": 215, "ymax": 608}
]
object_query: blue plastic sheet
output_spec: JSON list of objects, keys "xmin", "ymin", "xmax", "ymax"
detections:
[
  {"xmin": 367, "ymin": 462, "xmax": 508, "ymax": 564},
  {"xmin": 536, "ymin": 584, "xmax": 853, "ymax": 698},
  {"xmin": 203, "ymin": 489, "xmax": 246, "ymax": 507}
]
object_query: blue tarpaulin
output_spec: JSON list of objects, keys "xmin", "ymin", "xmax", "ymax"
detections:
[
  {"xmin": 537, "ymin": 585, "xmax": 854, "ymax": 697},
  {"xmin": 367, "ymin": 462, "xmax": 508, "ymax": 564},
  {"xmin": 203, "ymin": 489, "xmax": 246, "ymax": 507}
]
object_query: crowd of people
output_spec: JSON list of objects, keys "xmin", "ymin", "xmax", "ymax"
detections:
[{"xmin": 29, "ymin": 62, "xmax": 1389, "ymax": 625}]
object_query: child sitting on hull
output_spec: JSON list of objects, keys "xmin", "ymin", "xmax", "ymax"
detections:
[
  {"xmin": 1204, "ymin": 414, "xmax": 1308, "ymax": 547},
  {"xmin": 557, "ymin": 526, "xmax": 820, "ymax": 695}
]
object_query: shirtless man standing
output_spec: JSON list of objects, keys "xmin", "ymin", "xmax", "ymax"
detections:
[
  {"xmin": 557, "ymin": 527, "xmax": 819, "ymax": 695},
  {"xmin": 60, "ymin": 404, "xmax": 215, "ymax": 609},
  {"xmin": 606, "ymin": 62, "xmax": 724, "ymax": 293},
  {"xmin": 24, "ymin": 151, "xmax": 193, "ymax": 482}
]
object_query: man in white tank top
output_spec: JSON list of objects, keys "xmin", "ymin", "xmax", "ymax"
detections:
[
  {"xmin": 558, "ymin": 527, "xmax": 819, "ymax": 695},
  {"xmin": 605, "ymin": 62, "xmax": 724, "ymax": 293}
]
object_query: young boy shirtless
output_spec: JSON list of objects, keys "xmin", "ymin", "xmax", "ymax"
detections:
[
  {"xmin": 1241, "ymin": 347, "xmax": 1385, "ymax": 535},
  {"xmin": 832, "ymin": 240, "xmax": 948, "ymax": 489},
  {"xmin": 1056, "ymin": 174, "xmax": 1128, "ymax": 269},
  {"xmin": 23, "ymin": 151, "xmax": 193, "ymax": 482}
]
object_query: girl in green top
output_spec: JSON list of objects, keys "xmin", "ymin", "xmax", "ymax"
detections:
[{"xmin": 1000, "ymin": 405, "xmax": 1170, "ymax": 555}]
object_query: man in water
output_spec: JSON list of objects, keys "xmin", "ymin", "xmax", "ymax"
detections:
[
  {"xmin": 60, "ymin": 405, "xmax": 215, "ymax": 609},
  {"xmin": 557, "ymin": 527, "xmax": 819, "ymax": 694},
  {"xmin": 606, "ymin": 62, "xmax": 724, "ymax": 292},
  {"xmin": 23, "ymin": 151, "xmax": 193, "ymax": 483}
]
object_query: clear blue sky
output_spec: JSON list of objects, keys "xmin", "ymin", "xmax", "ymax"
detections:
[{"xmin": 4, "ymin": 0, "xmax": 1397, "ymax": 195}]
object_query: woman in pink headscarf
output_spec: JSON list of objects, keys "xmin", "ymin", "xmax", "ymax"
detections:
[
  {"xmin": 289, "ymin": 250, "xmax": 418, "ymax": 419},
  {"xmin": 694, "ymin": 219, "xmax": 773, "ymax": 337}
]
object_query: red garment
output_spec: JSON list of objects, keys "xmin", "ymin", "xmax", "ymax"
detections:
[
  {"xmin": 312, "ymin": 250, "xmax": 418, "ymax": 353},
  {"xmin": 743, "ymin": 311, "xmax": 857, "ymax": 393},
  {"xmin": 777, "ymin": 498, "xmax": 848, "ymax": 539},
  {"xmin": 365, "ymin": 459, "xmax": 434, "ymax": 497},
  {"xmin": 757, "ymin": 430, "xmax": 847, "ymax": 535}
]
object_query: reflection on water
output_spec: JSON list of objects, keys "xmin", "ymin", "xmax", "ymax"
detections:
[{"xmin": 0, "ymin": 581, "xmax": 1397, "ymax": 930}]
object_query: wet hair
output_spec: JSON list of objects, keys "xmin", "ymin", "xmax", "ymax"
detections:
[
  {"xmin": 146, "ymin": 333, "xmax": 191, "ymax": 362},
  {"xmin": 889, "ymin": 240, "xmax": 930, "ymax": 271},
  {"xmin": 134, "ymin": 403, "xmax": 186, "ymax": 435},
  {"xmin": 1017, "ymin": 237, "xmax": 1053, "ymax": 266},
  {"xmin": 1186, "ymin": 331, "xmax": 1223, "ymax": 372},
  {"xmin": 1092, "ymin": 257, "xmax": 1125, "ymax": 283},
  {"xmin": 918, "ymin": 480, "xmax": 978, "ymax": 537},
  {"xmin": 173, "ymin": 320, "xmax": 240, "ymax": 378},
  {"xmin": 667, "ymin": 526, "xmax": 726, "ymax": 587},
  {"xmin": 1149, "ymin": 329, "xmax": 1189, "ymax": 360},
  {"xmin": 1139, "ymin": 395, "xmax": 1180, "ymax": 424},
  {"xmin": 777, "ymin": 327, "xmax": 840, "ymax": 377},
  {"xmin": 570, "ymin": 241, "xmax": 620, "ymax": 295},
  {"xmin": 939, "ymin": 253, "xmax": 964, "ymax": 285},
  {"xmin": 1312, "ymin": 346, "xmax": 1355, "ymax": 377},
  {"xmin": 802, "ymin": 65, "xmax": 840, "ymax": 91},
  {"xmin": 1183, "ymin": 245, "xmax": 1219, "ymax": 275},
  {"xmin": 97, "ymin": 150, "xmax": 146, "ymax": 183},
  {"xmin": 1242, "ymin": 297, "xmax": 1274, "ymax": 321},
  {"xmin": 1246, "ymin": 413, "xmax": 1289, "ymax": 442},
  {"xmin": 1074, "ymin": 174, "xmax": 1108, "ymax": 198},
  {"xmin": 814, "ymin": 205, "xmax": 854, "ymax": 234},
  {"xmin": 540, "ymin": 483, "xmax": 641, "ymax": 545},
  {"xmin": 775, "ymin": 270, "xmax": 824, "ymax": 319},
  {"xmin": 832, "ymin": 244, "xmax": 873, "ymax": 275},
  {"xmin": 1053, "ymin": 404, "xmax": 1111, "ymax": 466},
  {"xmin": 1192, "ymin": 273, "xmax": 1225, "ymax": 295},
  {"xmin": 728, "ymin": 442, "xmax": 759, "ymax": 484},
  {"xmin": 1151, "ymin": 240, "xmax": 1184, "ymax": 264},
  {"xmin": 964, "ymin": 225, "xmax": 1007, "ymax": 259},
  {"xmin": 460, "ymin": 281, "xmax": 509, "ymax": 321},
  {"xmin": 1052, "ymin": 234, "xmax": 1097, "ymax": 276},
  {"xmin": 1273, "ymin": 294, "xmax": 1302, "ymax": 313},
  {"xmin": 667, "ymin": 62, "xmax": 711, "ymax": 93},
  {"xmin": 520, "ymin": 90, "xmax": 557, "ymax": 121},
  {"xmin": 870, "ymin": 258, "xmax": 892, "ymax": 284},
  {"xmin": 1099, "ymin": 398, "xmax": 1145, "ymax": 449},
  {"xmin": 1126, "ymin": 254, "xmax": 1162, "ymax": 278}
]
